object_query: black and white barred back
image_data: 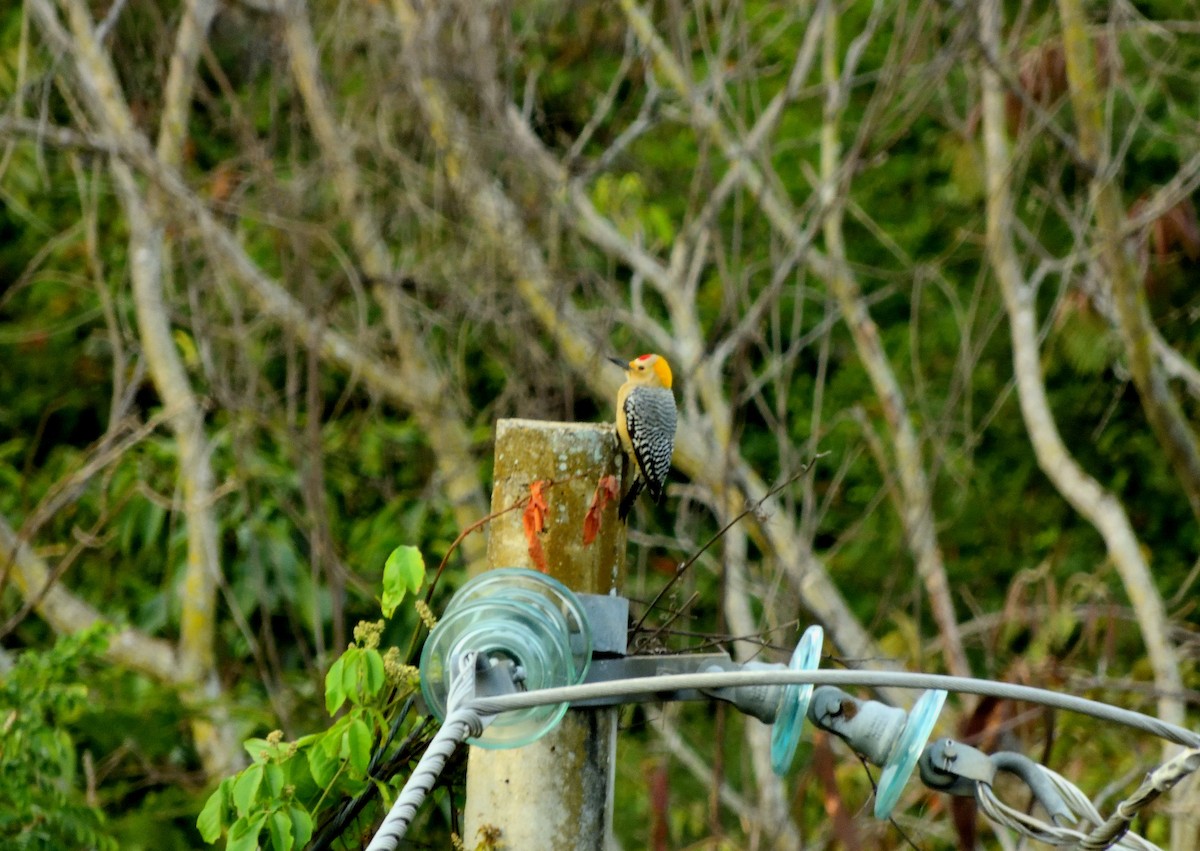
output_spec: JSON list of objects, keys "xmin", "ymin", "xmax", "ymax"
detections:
[{"xmin": 622, "ymin": 384, "xmax": 677, "ymax": 501}]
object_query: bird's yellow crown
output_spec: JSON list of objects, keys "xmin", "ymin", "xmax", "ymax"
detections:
[{"xmin": 630, "ymin": 353, "xmax": 673, "ymax": 389}]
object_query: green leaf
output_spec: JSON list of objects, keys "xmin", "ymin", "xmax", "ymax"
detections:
[
  {"xmin": 243, "ymin": 738, "xmax": 276, "ymax": 764},
  {"xmin": 324, "ymin": 655, "xmax": 348, "ymax": 715},
  {"xmin": 289, "ymin": 806, "xmax": 314, "ymax": 848},
  {"xmin": 228, "ymin": 813, "xmax": 266, "ymax": 851},
  {"xmin": 268, "ymin": 811, "xmax": 293, "ymax": 851},
  {"xmin": 196, "ymin": 778, "xmax": 231, "ymax": 843},
  {"xmin": 381, "ymin": 545, "xmax": 425, "ymax": 618},
  {"xmin": 321, "ymin": 717, "xmax": 352, "ymax": 757},
  {"xmin": 264, "ymin": 763, "xmax": 285, "ymax": 798},
  {"xmin": 372, "ymin": 777, "xmax": 395, "ymax": 808},
  {"xmin": 341, "ymin": 648, "xmax": 363, "ymax": 704},
  {"xmin": 231, "ymin": 764, "xmax": 265, "ymax": 817},
  {"xmin": 362, "ymin": 649, "xmax": 386, "ymax": 698},
  {"xmin": 283, "ymin": 747, "xmax": 316, "ymax": 795},
  {"xmin": 307, "ymin": 742, "xmax": 338, "ymax": 789},
  {"xmin": 346, "ymin": 718, "xmax": 373, "ymax": 776}
]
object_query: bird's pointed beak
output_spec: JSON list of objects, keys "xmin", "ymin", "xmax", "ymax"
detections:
[{"xmin": 607, "ymin": 355, "xmax": 629, "ymax": 369}]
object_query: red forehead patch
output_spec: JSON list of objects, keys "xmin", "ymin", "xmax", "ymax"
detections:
[{"xmin": 636, "ymin": 354, "xmax": 653, "ymax": 361}]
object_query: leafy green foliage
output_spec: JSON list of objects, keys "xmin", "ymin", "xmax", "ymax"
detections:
[
  {"xmin": 381, "ymin": 545, "xmax": 425, "ymax": 620},
  {"xmin": 199, "ymin": 559, "xmax": 426, "ymax": 850},
  {"xmin": 197, "ymin": 742, "xmax": 315, "ymax": 851},
  {"xmin": 0, "ymin": 627, "xmax": 117, "ymax": 850}
]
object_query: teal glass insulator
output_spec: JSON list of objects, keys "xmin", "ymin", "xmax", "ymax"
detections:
[
  {"xmin": 441, "ymin": 568, "xmax": 592, "ymax": 679},
  {"xmin": 873, "ymin": 689, "xmax": 948, "ymax": 818},
  {"xmin": 770, "ymin": 624, "xmax": 824, "ymax": 776},
  {"xmin": 419, "ymin": 569, "xmax": 592, "ymax": 749}
]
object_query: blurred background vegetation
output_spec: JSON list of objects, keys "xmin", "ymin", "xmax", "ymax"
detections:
[{"xmin": 1, "ymin": 0, "xmax": 1198, "ymax": 848}]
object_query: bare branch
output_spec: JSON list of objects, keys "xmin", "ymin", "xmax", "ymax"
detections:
[
  {"xmin": 977, "ymin": 0, "xmax": 1183, "ymax": 750},
  {"xmin": 0, "ymin": 513, "xmax": 179, "ymax": 683},
  {"xmin": 155, "ymin": 0, "xmax": 218, "ymax": 168},
  {"xmin": 1056, "ymin": 0, "xmax": 1200, "ymax": 523},
  {"xmin": 279, "ymin": 0, "xmax": 489, "ymax": 566},
  {"xmin": 28, "ymin": 0, "xmax": 241, "ymax": 778},
  {"xmin": 817, "ymin": 2, "xmax": 970, "ymax": 682}
]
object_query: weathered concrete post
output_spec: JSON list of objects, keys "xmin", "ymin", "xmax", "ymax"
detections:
[{"xmin": 463, "ymin": 419, "xmax": 626, "ymax": 849}]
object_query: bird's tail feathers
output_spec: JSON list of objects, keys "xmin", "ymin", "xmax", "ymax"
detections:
[{"xmin": 618, "ymin": 478, "xmax": 646, "ymax": 521}]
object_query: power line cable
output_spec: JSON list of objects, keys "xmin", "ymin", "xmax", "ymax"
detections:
[
  {"xmin": 472, "ymin": 669, "xmax": 1200, "ymax": 747},
  {"xmin": 364, "ymin": 665, "xmax": 1200, "ymax": 849}
]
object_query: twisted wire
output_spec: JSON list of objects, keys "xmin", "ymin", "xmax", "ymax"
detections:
[
  {"xmin": 365, "ymin": 653, "xmax": 494, "ymax": 851},
  {"xmin": 975, "ymin": 770, "xmax": 1160, "ymax": 850},
  {"xmin": 1078, "ymin": 748, "xmax": 1200, "ymax": 850}
]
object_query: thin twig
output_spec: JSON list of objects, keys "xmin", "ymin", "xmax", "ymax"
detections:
[{"xmin": 632, "ymin": 464, "xmax": 817, "ymax": 635}]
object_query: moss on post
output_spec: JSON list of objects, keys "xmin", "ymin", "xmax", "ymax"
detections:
[
  {"xmin": 465, "ymin": 419, "xmax": 627, "ymax": 849},
  {"xmin": 484, "ymin": 419, "xmax": 626, "ymax": 593}
]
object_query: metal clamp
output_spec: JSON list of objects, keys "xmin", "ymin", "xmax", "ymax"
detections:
[
  {"xmin": 699, "ymin": 660, "xmax": 785, "ymax": 724},
  {"xmin": 571, "ymin": 655, "xmax": 786, "ymax": 724},
  {"xmin": 808, "ymin": 685, "xmax": 949, "ymax": 818},
  {"xmin": 919, "ymin": 738, "xmax": 997, "ymax": 796},
  {"xmin": 919, "ymin": 739, "xmax": 1074, "ymax": 825},
  {"xmin": 807, "ymin": 686, "xmax": 907, "ymax": 766},
  {"xmin": 573, "ymin": 652, "xmax": 739, "ymax": 708}
]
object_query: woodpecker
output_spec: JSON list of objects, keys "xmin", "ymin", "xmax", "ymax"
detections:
[{"xmin": 608, "ymin": 353, "xmax": 677, "ymax": 521}]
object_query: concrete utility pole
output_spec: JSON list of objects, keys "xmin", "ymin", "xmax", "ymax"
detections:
[{"xmin": 463, "ymin": 419, "xmax": 626, "ymax": 850}]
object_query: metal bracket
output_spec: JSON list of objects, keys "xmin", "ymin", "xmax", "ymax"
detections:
[
  {"xmin": 429, "ymin": 591, "xmax": 795, "ymax": 727},
  {"xmin": 919, "ymin": 738, "xmax": 997, "ymax": 795},
  {"xmin": 577, "ymin": 593, "xmax": 629, "ymax": 656},
  {"xmin": 472, "ymin": 653, "xmax": 527, "ymax": 699},
  {"xmin": 919, "ymin": 739, "xmax": 1073, "ymax": 825}
]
